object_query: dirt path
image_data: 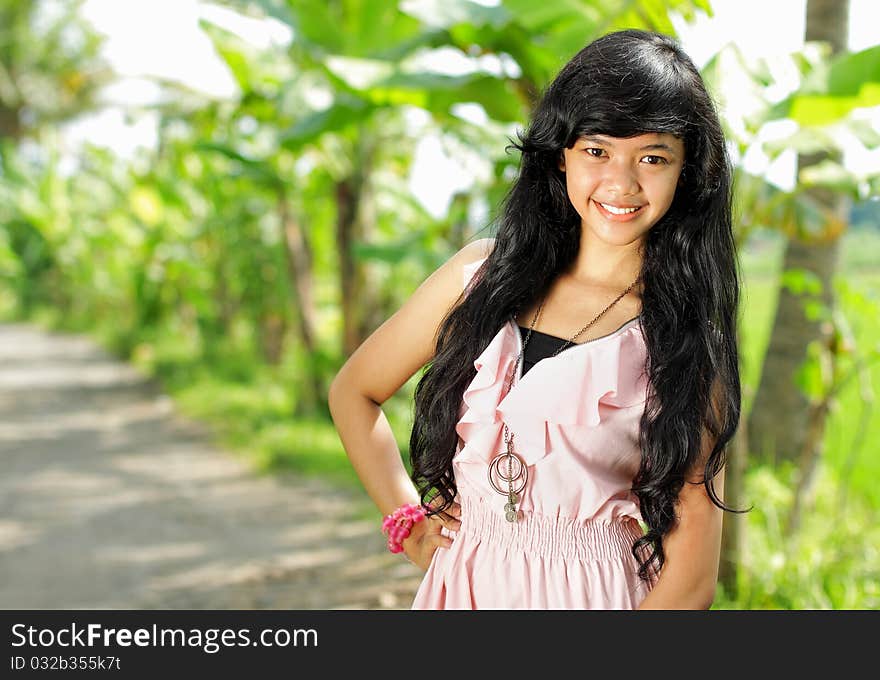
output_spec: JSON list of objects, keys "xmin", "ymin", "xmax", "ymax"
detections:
[{"xmin": 0, "ymin": 322, "xmax": 423, "ymax": 610}]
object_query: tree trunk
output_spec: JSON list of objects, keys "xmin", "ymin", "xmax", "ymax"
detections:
[
  {"xmin": 277, "ymin": 192, "xmax": 324, "ymax": 412},
  {"xmin": 336, "ymin": 137, "xmax": 376, "ymax": 358},
  {"xmin": 257, "ymin": 309, "xmax": 288, "ymax": 366},
  {"xmin": 747, "ymin": 235, "xmax": 841, "ymax": 463},
  {"xmin": 785, "ymin": 399, "xmax": 831, "ymax": 537},
  {"xmin": 746, "ymin": 0, "xmax": 849, "ymax": 466},
  {"xmin": 0, "ymin": 104, "xmax": 22, "ymax": 140},
  {"xmin": 336, "ymin": 173, "xmax": 365, "ymax": 358},
  {"xmin": 279, "ymin": 194, "xmax": 317, "ymax": 353}
]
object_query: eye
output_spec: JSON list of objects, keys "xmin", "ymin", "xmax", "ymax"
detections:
[
  {"xmin": 584, "ymin": 147, "xmax": 606, "ymax": 158},
  {"xmin": 642, "ymin": 155, "xmax": 669, "ymax": 165}
]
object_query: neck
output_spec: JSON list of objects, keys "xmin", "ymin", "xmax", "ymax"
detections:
[{"xmin": 565, "ymin": 236, "xmax": 644, "ymax": 293}]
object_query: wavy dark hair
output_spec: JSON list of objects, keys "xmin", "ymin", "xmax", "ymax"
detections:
[{"xmin": 408, "ymin": 29, "xmax": 743, "ymax": 582}]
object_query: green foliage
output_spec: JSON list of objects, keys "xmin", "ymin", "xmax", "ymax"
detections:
[
  {"xmin": 706, "ymin": 39, "xmax": 880, "ymax": 206},
  {"xmin": 0, "ymin": 0, "xmax": 112, "ymax": 140},
  {"xmin": 780, "ymin": 267, "xmax": 824, "ymax": 297},
  {"xmin": 788, "ymin": 44, "xmax": 880, "ymax": 125},
  {"xmin": 713, "ymin": 464, "xmax": 879, "ymax": 609}
]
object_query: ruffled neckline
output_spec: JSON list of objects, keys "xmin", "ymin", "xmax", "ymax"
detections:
[{"xmin": 453, "ymin": 316, "xmax": 650, "ymax": 468}]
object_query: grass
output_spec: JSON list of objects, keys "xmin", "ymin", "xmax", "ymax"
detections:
[{"xmin": 713, "ymin": 463, "xmax": 880, "ymax": 609}]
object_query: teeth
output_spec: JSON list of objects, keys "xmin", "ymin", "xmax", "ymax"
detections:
[{"xmin": 599, "ymin": 202, "xmax": 640, "ymax": 215}]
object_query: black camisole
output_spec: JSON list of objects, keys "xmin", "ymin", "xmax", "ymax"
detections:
[
  {"xmin": 516, "ymin": 317, "xmax": 640, "ymax": 377},
  {"xmin": 516, "ymin": 326, "xmax": 576, "ymax": 377}
]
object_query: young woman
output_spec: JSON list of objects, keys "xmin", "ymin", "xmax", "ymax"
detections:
[{"xmin": 329, "ymin": 29, "xmax": 742, "ymax": 609}]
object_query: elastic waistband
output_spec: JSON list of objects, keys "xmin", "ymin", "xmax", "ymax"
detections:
[{"xmin": 458, "ymin": 495, "xmax": 643, "ymax": 562}]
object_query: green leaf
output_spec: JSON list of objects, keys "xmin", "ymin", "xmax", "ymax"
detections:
[
  {"xmin": 502, "ymin": 0, "xmax": 600, "ymax": 32},
  {"xmin": 848, "ymin": 118, "xmax": 880, "ymax": 148},
  {"xmin": 352, "ymin": 233, "xmax": 424, "ymax": 263},
  {"xmin": 323, "ymin": 55, "xmax": 395, "ymax": 89},
  {"xmin": 670, "ymin": 0, "xmax": 715, "ymax": 23},
  {"xmin": 756, "ymin": 44, "xmax": 880, "ymax": 127},
  {"xmin": 368, "ymin": 70, "xmax": 523, "ymax": 121},
  {"xmin": 780, "ymin": 267, "xmax": 824, "ymax": 297},
  {"xmin": 194, "ymin": 142, "xmax": 280, "ymax": 186},
  {"xmin": 798, "ymin": 160, "xmax": 860, "ymax": 196},
  {"xmin": 794, "ymin": 341, "xmax": 829, "ymax": 401},
  {"xmin": 802, "ymin": 299, "xmax": 830, "ymax": 323},
  {"xmin": 199, "ymin": 19, "xmax": 254, "ymax": 91},
  {"xmin": 344, "ymin": 0, "xmax": 424, "ymax": 58},
  {"xmin": 789, "ymin": 86, "xmax": 880, "ymax": 126},
  {"xmin": 280, "ymin": 97, "xmax": 380, "ymax": 150},
  {"xmin": 762, "ymin": 128, "xmax": 835, "ymax": 158},
  {"xmin": 826, "ymin": 44, "xmax": 880, "ymax": 98},
  {"xmin": 640, "ymin": 0, "xmax": 678, "ymax": 34},
  {"xmin": 286, "ymin": 0, "xmax": 345, "ymax": 52},
  {"xmin": 399, "ymin": 0, "xmax": 510, "ymax": 29},
  {"xmin": 129, "ymin": 186, "xmax": 163, "ymax": 227},
  {"xmin": 444, "ymin": 80, "xmax": 522, "ymax": 121},
  {"xmin": 232, "ymin": 0, "xmax": 295, "ymax": 27}
]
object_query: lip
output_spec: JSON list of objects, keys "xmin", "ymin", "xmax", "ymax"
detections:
[{"xmin": 592, "ymin": 199, "xmax": 645, "ymax": 222}]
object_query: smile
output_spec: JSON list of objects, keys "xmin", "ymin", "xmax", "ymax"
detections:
[{"xmin": 592, "ymin": 200, "xmax": 645, "ymax": 221}]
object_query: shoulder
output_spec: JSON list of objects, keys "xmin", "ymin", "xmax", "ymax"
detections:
[
  {"xmin": 458, "ymin": 237, "xmax": 495, "ymax": 285},
  {"xmin": 459, "ymin": 237, "xmax": 495, "ymax": 265},
  {"xmin": 328, "ymin": 237, "xmax": 494, "ymax": 405}
]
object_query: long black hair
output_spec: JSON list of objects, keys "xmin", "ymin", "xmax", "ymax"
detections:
[{"xmin": 409, "ymin": 29, "xmax": 742, "ymax": 582}]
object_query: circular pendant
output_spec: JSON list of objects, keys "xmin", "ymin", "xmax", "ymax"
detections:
[
  {"xmin": 488, "ymin": 450, "xmax": 528, "ymax": 523},
  {"xmin": 487, "ymin": 451, "xmax": 528, "ymax": 496}
]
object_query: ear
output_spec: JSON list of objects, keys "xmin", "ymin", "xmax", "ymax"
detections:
[{"xmin": 558, "ymin": 151, "xmax": 566, "ymax": 173}]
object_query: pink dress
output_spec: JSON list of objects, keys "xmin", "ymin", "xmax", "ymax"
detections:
[{"xmin": 411, "ymin": 257, "xmax": 658, "ymax": 609}]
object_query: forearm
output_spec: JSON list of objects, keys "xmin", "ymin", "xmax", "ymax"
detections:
[
  {"xmin": 637, "ymin": 463, "xmax": 725, "ymax": 610},
  {"xmin": 637, "ymin": 569, "xmax": 716, "ymax": 610},
  {"xmin": 328, "ymin": 381, "xmax": 421, "ymax": 517}
]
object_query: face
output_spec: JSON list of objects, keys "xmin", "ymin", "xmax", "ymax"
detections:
[{"xmin": 558, "ymin": 132, "xmax": 685, "ymax": 246}]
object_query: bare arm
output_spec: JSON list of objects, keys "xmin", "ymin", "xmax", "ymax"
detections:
[
  {"xmin": 327, "ymin": 238, "xmax": 495, "ymax": 518},
  {"xmin": 637, "ymin": 380, "xmax": 728, "ymax": 609},
  {"xmin": 636, "ymin": 465, "xmax": 725, "ymax": 609}
]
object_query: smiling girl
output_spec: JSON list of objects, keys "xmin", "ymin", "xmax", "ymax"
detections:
[{"xmin": 329, "ymin": 29, "xmax": 742, "ymax": 609}]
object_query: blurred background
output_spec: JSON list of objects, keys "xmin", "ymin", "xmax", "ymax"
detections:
[{"xmin": 0, "ymin": 0, "xmax": 877, "ymax": 610}]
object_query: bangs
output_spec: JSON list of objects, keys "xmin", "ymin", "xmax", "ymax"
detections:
[
  {"xmin": 559, "ymin": 36, "xmax": 696, "ymax": 147},
  {"xmin": 567, "ymin": 80, "xmax": 692, "ymax": 146}
]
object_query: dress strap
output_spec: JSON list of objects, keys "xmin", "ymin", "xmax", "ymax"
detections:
[{"xmin": 462, "ymin": 256, "xmax": 488, "ymax": 295}]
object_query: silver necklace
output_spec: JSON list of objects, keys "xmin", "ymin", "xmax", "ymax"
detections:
[{"xmin": 487, "ymin": 275, "xmax": 642, "ymax": 522}]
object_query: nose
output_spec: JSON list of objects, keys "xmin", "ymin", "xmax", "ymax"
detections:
[{"xmin": 601, "ymin": 158, "xmax": 641, "ymax": 197}]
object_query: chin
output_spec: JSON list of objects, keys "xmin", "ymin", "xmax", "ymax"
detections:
[{"xmin": 588, "ymin": 224, "xmax": 645, "ymax": 244}]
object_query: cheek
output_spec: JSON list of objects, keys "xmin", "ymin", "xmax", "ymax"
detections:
[
  {"xmin": 648, "ymin": 178, "xmax": 679, "ymax": 209},
  {"xmin": 565, "ymin": 169, "xmax": 598, "ymax": 197},
  {"xmin": 563, "ymin": 172, "xmax": 583, "ymax": 204},
  {"xmin": 567, "ymin": 180, "xmax": 599, "ymax": 214}
]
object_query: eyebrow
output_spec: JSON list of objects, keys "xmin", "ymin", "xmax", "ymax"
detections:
[{"xmin": 580, "ymin": 135, "xmax": 678, "ymax": 154}]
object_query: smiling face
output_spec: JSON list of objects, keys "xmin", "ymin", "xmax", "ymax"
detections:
[{"xmin": 558, "ymin": 132, "xmax": 685, "ymax": 246}]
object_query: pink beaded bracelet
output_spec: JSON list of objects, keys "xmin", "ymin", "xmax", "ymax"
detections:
[{"xmin": 381, "ymin": 503, "xmax": 427, "ymax": 554}]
